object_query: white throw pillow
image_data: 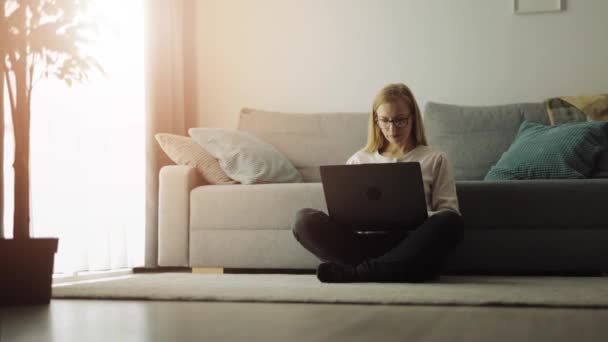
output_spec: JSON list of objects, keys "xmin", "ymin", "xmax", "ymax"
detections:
[{"xmin": 188, "ymin": 128, "xmax": 303, "ymax": 184}]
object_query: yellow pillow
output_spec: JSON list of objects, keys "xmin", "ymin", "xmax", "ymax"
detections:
[
  {"xmin": 545, "ymin": 94, "xmax": 608, "ymax": 125},
  {"xmin": 155, "ymin": 133, "xmax": 238, "ymax": 185}
]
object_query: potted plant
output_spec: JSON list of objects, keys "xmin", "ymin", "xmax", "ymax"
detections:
[{"xmin": 0, "ymin": 0, "xmax": 102, "ymax": 305}]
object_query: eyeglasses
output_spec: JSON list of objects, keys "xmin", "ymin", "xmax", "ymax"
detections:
[{"xmin": 375, "ymin": 116, "xmax": 411, "ymax": 129}]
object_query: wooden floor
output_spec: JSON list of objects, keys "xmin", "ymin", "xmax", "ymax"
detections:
[{"xmin": 2, "ymin": 300, "xmax": 608, "ymax": 341}]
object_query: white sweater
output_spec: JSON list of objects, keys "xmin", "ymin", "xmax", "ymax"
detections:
[{"xmin": 346, "ymin": 145, "xmax": 460, "ymax": 216}]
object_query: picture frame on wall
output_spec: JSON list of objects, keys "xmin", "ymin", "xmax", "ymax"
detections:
[{"xmin": 514, "ymin": 0, "xmax": 565, "ymax": 14}]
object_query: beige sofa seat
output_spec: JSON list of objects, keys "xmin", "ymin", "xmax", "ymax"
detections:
[{"xmin": 190, "ymin": 183, "xmax": 327, "ymax": 268}]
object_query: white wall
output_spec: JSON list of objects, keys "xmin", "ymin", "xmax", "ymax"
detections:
[{"xmin": 194, "ymin": 0, "xmax": 608, "ymax": 128}]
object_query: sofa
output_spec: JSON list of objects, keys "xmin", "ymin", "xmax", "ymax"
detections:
[{"xmin": 158, "ymin": 103, "xmax": 608, "ymax": 273}]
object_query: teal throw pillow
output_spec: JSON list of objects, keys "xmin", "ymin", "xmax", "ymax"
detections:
[{"xmin": 484, "ymin": 121, "xmax": 608, "ymax": 180}]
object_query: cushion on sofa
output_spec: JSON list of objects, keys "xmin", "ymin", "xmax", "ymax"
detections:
[
  {"xmin": 189, "ymin": 128, "xmax": 303, "ymax": 184},
  {"xmin": 593, "ymin": 171, "xmax": 608, "ymax": 178},
  {"xmin": 155, "ymin": 133, "xmax": 237, "ymax": 185},
  {"xmin": 424, "ymin": 102, "xmax": 548, "ymax": 180},
  {"xmin": 237, "ymin": 108, "xmax": 369, "ymax": 182},
  {"xmin": 457, "ymin": 179, "xmax": 608, "ymax": 229},
  {"xmin": 485, "ymin": 121, "xmax": 608, "ymax": 180},
  {"xmin": 592, "ymin": 151, "xmax": 608, "ymax": 178}
]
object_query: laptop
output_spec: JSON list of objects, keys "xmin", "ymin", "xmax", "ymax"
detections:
[{"xmin": 319, "ymin": 162, "xmax": 428, "ymax": 232}]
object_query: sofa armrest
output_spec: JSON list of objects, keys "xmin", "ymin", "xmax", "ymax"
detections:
[{"xmin": 158, "ymin": 165, "xmax": 204, "ymax": 266}]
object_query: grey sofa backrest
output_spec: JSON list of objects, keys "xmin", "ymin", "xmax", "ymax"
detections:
[
  {"xmin": 424, "ymin": 102, "xmax": 549, "ymax": 180},
  {"xmin": 238, "ymin": 108, "xmax": 369, "ymax": 182}
]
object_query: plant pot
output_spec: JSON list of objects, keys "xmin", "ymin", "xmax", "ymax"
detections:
[{"xmin": 0, "ymin": 238, "xmax": 59, "ymax": 306}]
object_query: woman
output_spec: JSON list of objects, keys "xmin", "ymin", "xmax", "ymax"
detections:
[{"xmin": 292, "ymin": 83, "xmax": 464, "ymax": 283}]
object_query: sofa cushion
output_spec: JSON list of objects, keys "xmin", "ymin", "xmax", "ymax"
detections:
[
  {"xmin": 592, "ymin": 151, "xmax": 608, "ymax": 178},
  {"xmin": 592, "ymin": 170, "xmax": 608, "ymax": 178},
  {"xmin": 189, "ymin": 128, "xmax": 303, "ymax": 184},
  {"xmin": 190, "ymin": 183, "xmax": 326, "ymax": 231},
  {"xmin": 190, "ymin": 230, "xmax": 320, "ymax": 269},
  {"xmin": 237, "ymin": 108, "xmax": 369, "ymax": 182},
  {"xmin": 457, "ymin": 179, "xmax": 608, "ymax": 229},
  {"xmin": 188, "ymin": 179, "xmax": 608, "ymax": 233},
  {"xmin": 424, "ymin": 102, "xmax": 548, "ymax": 180},
  {"xmin": 485, "ymin": 121, "xmax": 608, "ymax": 180},
  {"xmin": 155, "ymin": 133, "xmax": 237, "ymax": 185}
]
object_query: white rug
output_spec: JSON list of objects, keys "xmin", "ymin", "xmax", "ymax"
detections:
[{"xmin": 52, "ymin": 273, "xmax": 608, "ymax": 308}]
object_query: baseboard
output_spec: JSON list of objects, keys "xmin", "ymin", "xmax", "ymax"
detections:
[
  {"xmin": 223, "ymin": 268, "xmax": 315, "ymax": 274},
  {"xmin": 131, "ymin": 266, "xmax": 316, "ymax": 274},
  {"xmin": 443, "ymin": 270, "xmax": 607, "ymax": 276},
  {"xmin": 133, "ymin": 266, "xmax": 192, "ymax": 273},
  {"xmin": 130, "ymin": 266, "xmax": 605, "ymax": 277}
]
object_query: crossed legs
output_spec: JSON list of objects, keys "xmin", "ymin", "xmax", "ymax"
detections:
[{"xmin": 292, "ymin": 208, "xmax": 464, "ymax": 282}]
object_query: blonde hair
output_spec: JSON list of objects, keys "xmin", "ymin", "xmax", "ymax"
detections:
[{"xmin": 362, "ymin": 83, "xmax": 427, "ymax": 153}]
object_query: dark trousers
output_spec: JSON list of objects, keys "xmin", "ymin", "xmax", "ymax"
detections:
[{"xmin": 292, "ymin": 209, "xmax": 464, "ymax": 282}]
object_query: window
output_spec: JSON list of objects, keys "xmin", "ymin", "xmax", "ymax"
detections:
[{"xmin": 3, "ymin": 0, "xmax": 145, "ymax": 275}]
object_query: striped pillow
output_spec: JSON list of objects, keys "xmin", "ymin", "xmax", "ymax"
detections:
[
  {"xmin": 155, "ymin": 133, "xmax": 238, "ymax": 185},
  {"xmin": 189, "ymin": 128, "xmax": 303, "ymax": 184}
]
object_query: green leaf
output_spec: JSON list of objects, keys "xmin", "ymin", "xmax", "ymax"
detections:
[
  {"xmin": 29, "ymin": 21, "xmax": 69, "ymax": 54},
  {"xmin": 41, "ymin": 1, "xmax": 61, "ymax": 17},
  {"xmin": 6, "ymin": 2, "xmax": 26, "ymax": 30},
  {"xmin": 3, "ymin": 0, "xmax": 103, "ymax": 85}
]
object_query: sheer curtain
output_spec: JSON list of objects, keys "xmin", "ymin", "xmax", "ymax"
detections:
[
  {"xmin": 144, "ymin": 0, "xmax": 197, "ymax": 268},
  {"xmin": 3, "ymin": 0, "xmax": 145, "ymax": 275}
]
